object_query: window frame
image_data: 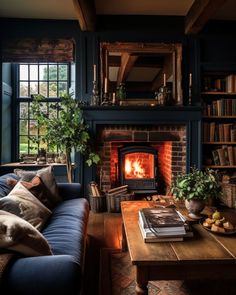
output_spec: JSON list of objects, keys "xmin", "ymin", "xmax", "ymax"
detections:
[{"xmin": 15, "ymin": 62, "xmax": 71, "ymax": 159}]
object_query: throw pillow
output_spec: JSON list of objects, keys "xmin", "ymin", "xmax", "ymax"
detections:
[
  {"xmin": 14, "ymin": 166, "xmax": 62, "ymax": 207},
  {"xmin": 0, "ymin": 210, "xmax": 52, "ymax": 256},
  {"xmin": 0, "ymin": 182, "xmax": 52, "ymax": 231},
  {"xmin": 6, "ymin": 176, "xmax": 58, "ymax": 210}
]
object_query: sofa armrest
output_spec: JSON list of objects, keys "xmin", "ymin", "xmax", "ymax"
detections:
[
  {"xmin": 57, "ymin": 183, "xmax": 82, "ymax": 201},
  {"xmin": 2, "ymin": 255, "xmax": 82, "ymax": 295}
]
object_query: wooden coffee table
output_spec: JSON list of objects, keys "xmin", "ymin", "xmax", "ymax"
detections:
[{"xmin": 121, "ymin": 200, "xmax": 236, "ymax": 295}]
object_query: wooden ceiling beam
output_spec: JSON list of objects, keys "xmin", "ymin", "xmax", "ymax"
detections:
[
  {"xmin": 72, "ymin": 0, "xmax": 96, "ymax": 31},
  {"xmin": 185, "ymin": 0, "xmax": 227, "ymax": 34},
  {"xmin": 117, "ymin": 53, "xmax": 138, "ymax": 86}
]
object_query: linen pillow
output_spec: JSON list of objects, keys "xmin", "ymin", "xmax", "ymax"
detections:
[
  {"xmin": 14, "ymin": 166, "xmax": 62, "ymax": 207},
  {"xmin": 0, "ymin": 210, "xmax": 52, "ymax": 256},
  {"xmin": 6, "ymin": 176, "xmax": 58, "ymax": 210},
  {"xmin": 0, "ymin": 182, "xmax": 52, "ymax": 231}
]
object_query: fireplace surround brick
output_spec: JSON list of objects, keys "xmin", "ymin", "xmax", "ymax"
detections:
[{"xmin": 97, "ymin": 124, "xmax": 186, "ymax": 193}]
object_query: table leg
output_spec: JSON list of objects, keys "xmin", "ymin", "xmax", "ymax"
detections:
[
  {"xmin": 135, "ymin": 266, "xmax": 148, "ymax": 295},
  {"xmin": 121, "ymin": 222, "xmax": 128, "ymax": 251}
]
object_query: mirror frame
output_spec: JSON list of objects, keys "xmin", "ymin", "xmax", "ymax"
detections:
[{"xmin": 100, "ymin": 42, "xmax": 183, "ymax": 104}]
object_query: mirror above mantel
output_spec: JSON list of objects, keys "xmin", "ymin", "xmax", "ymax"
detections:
[{"xmin": 100, "ymin": 42, "xmax": 183, "ymax": 105}]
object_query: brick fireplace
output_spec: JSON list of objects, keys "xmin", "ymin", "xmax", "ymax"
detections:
[
  {"xmin": 97, "ymin": 124, "xmax": 186, "ymax": 194},
  {"xmin": 80, "ymin": 106, "xmax": 202, "ymax": 198}
]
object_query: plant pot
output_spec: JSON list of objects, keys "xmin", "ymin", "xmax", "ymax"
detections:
[{"xmin": 185, "ymin": 199, "xmax": 205, "ymax": 219}]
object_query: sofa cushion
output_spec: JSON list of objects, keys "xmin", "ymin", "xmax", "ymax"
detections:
[
  {"xmin": 0, "ymin": 210, "xmax": 52, "ymax": 256},
  {"xmin": 14, "ymin": 166, "xmax": 62, "ymax": 208},
  {"xmin": 42, "ymin": 198, "xmax": 89, "ymax": 264},
  {"xmin": 0, "ymin": 173, "xmax": 20, "ymax": 198},
  {"xmin": 0, "ymin": 182, "xmax": 52, "ymax": 231},
  {"xmin": 7, "ymin": 176, "xmax": 58, "ymax": 210}
]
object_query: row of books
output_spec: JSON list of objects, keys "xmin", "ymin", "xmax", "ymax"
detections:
[
  {"xmin": 203, "ymin": 99, "xmax": 236, "ymax": 117},
  {"xmin": 212, "ymin": 145, "xmax": 236, "ymax": 166},
  {"xmin": 138, "ymin": 207, "xmax": 193, "ymax": 243},
  {"xmin": 203, "ymin": 75, "xmax": 236, "ymax": 93},
  {"xmin": 202, "ymin": 122, "xmax": 236, "ymax": 142}
]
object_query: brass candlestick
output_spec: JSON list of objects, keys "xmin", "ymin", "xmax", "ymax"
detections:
[{"xmin": 90, "ymin": 80, "xmax": 100, "ymax": 106}]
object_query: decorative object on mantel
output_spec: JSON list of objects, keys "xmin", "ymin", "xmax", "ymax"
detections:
[
  {"xmin": 90, "ymin": 64, "xmax": 100, "ymax": 106},
  {"xmin": 101, "ymin": 77, "xmax": 112, "ymax": 106},
  {"xmin": 171, "ymin": 167, "xmax": 222, "ymax": 219}
]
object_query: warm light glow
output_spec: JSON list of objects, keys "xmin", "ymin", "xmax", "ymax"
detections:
[{"xmin": 124, "ymin": 152, "xmax": 154, "ymax": 179}]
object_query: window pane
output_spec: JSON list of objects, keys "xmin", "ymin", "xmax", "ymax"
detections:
[
  {"xmin": 20, "ymin": 103, "xmax": 28, "ymax": 118},
  {"xmin": 39, "ymin": 139, "xmax": 47, "ymax": 150},
  {"xmin": 48, "ymin": 102, "xmax": 58, "ymax": 118},
  {"xmin": 30, "ymin": 82, "xmax": 38, "ymax": 95},
  {"xmin": 39, "ymin": 82, "xmax": 48, "ymax": 96},
  {"xmin": 49, "ymin": 82, "xmax": 57, "ymax": 97},
  {"xmin": 30, "ymin": 64, "xmax": 38, "ymax": 80},
  {"xmin": 19, "ymin": 136, "xmax": 29, "ymax": 155},
  {"xmin": 19, "ymin": 120, "xmax": 28, "ymax": 135},
  {"xmin": 59, "ymin": 82, "xmax": 67, "ymax": 96},
  {"xmin": 19, "ymin": 64, "xmax": 28, "ymax": 80},
  {"xmin": 29, "ymin": 137, "xmax": 38, "ymax": 154},
  {"xmin": 39, "ymin": 64, "xmax": 48, "ymax": 80},
  {"xmin": 19, "ymin": 82, "xmax": 29, "ymax": 97},
  {"xmin": 29, "ymin": 120, "xmax": 38, "ymax": 135},
  {"xmin": 39, "ymin": 126, "xmax": 46, "ymax": 135},
  {"xmin": 49, "ymin": 65, "xmax": 57, "ymax": 80},
  {"xmin": 59, "ymin": 64, "xmax": 68, "ymax": 80}
]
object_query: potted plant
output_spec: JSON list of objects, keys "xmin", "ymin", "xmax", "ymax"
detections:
[
  {"xmin": 171, "ymin": 168, "xmax": 222, "ymax": 219},
  {"xmin": 30, "ymin": 93, "xmax": 100, "ymax": 183}
]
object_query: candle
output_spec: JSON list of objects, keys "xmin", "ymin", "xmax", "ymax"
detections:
[
  {"xmin": 104, "ymin": 77, "xmax": 108, "ymax": 93},
  {"xmin": 93, "ymin": 64, "xmax": 96, "ymax": 81},
  {"xmin": 163, "ymin": 73, "xmax": 166, "ymax": 87},
  {"xmin": 189, "ymin": 73, "xmax": 192, "ymax": 87},
  {"xmin": 112, "ymin": 92, "xmax": 116, "ymax": 104}
]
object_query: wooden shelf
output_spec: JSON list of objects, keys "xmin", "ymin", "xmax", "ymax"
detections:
[
  {"xmin": 202, "ymin": 142, "xmax": 236, "ymax": 145},
  {"xmin": 203, "ymin": 116, "xmax": 236, "ymax": 119},
  {"xmin": 204, "ymin": 166, "xmax": 236, "ymax": 168},
  {"xmin": 201, "ymin": 92, "xmax": 236, "ymax": 95}
]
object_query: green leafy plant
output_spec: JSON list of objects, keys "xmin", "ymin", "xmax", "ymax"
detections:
[
  {"xmin": 171, "ymin": 168, "xmax": 222, "ymax": 201},
  {"xmin": 30, "ymin": 93, "xmax": 100, "ymax": 182}
]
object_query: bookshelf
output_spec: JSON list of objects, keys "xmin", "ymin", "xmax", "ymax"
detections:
[{"xmin": 201, "ymin": 72, "xmax": 236, "ymax": 170}]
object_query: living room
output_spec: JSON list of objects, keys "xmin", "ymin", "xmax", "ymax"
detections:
[{"xmin": 1, "ymin": 1, "xmax": 236, "ymax": 295}]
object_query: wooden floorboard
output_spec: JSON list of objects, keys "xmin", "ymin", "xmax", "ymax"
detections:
[{"xmin": 82, "ymin": 211, "xmax": 122, "ymax": 295}]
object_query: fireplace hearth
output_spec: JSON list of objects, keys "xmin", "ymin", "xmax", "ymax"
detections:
[{"xmin": 119, "ymin": 145, "xmax": 158, "ymax": 193}]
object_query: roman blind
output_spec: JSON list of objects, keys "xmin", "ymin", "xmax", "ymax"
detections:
[{"xmin": 2, "ymin": 38, "xmax": 75, "ymax": 63}]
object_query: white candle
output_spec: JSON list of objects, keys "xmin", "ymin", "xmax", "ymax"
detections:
[
  {"xmin": 163, "ymin": 73, "xmax": 166, "ymax": 87},
  {"xmin": 93, "ymin": 64, "xmax": 96, "ymax": 81},
  {"xmin": 104, "ymin": 77, "xmax": 108, "ymax": 93},
  {"xmin": 189, "ymin": 73, "xmax": 192, "ymax": 87}
]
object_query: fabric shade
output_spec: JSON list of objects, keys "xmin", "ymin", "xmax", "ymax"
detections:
[{"xmin": 2, "ymin": 38, "xmax": 75, "ymax": 62}]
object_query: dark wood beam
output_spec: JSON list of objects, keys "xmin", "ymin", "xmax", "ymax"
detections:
[
  {"xmin": 117, "ymin": 53, "xmax": 138, "ymax": 86},
  {"xmin": 72, "ymin": 0, "xmax": 96, "ymax": 31},
  {"xmin": 185, "ymin": 0, "xmax": 227, "ymax": 34}
]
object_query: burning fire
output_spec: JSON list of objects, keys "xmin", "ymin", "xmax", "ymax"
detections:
[{"xmin": 125, "ymin": 158, "xmax": 145, "ymax": 178}]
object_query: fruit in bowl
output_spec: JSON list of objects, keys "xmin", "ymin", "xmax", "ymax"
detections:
[{"xmin": 202, "ymin": 211, "xmax": 235, "ymax": 233}]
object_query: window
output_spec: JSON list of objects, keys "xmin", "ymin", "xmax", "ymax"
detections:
[{"xmin": 17, "ymin": 63, "xmax": 70, "ymax": 157}]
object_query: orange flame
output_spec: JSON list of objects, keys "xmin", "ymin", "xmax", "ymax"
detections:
[{"xmin": 125, "ymin": 158, "xmax": 145, "ymax": 178}]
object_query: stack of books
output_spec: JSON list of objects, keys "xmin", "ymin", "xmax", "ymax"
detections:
[{"xmin": 138, "ymin": 207, "xmax": 192, "ymax": 242}]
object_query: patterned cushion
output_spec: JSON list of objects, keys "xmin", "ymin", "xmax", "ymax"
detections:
[
  {"xmin": 0, "ymin": 182, "xmax": 52, "ymax": 231},
  {"xmin": 7, "ymin": 176, "xmax": 59, "ymax": 210},
  {"xmin": 14, "ymin": 166, "xmax": 62, "ymax": 208},
  {"xmin": 0, "ymin": 210, "xmax": 52, "ymax": 256}
]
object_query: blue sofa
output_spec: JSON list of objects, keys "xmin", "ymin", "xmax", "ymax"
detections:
[{"xmin": 0, "ymin": 173, "xmax": 89, "ymax": 295}]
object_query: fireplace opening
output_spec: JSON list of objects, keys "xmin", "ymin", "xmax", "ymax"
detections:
[{"xmin": 119, "ymin": 146, "xmax": 158, "ymax": 193}]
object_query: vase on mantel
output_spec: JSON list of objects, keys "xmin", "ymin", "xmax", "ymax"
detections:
[{"xmin": 185, "ymin": 199, "xmax": 205, "ymax": 219}]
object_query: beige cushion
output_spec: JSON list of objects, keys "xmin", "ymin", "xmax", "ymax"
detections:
[
  {"xmin": 14, "ymin": 166, "xmax": 62, "ymax": 208},
  {"xmin": 7, "ymin": 176, "xmax": 58, "ymax": 210},
  {"xmin": 0, "ymin": 210, "xmax": 52, "ymax": 256},
  {"xmin": 0, "ymin": 182, "xmax": 51, "ymax": 231}
]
